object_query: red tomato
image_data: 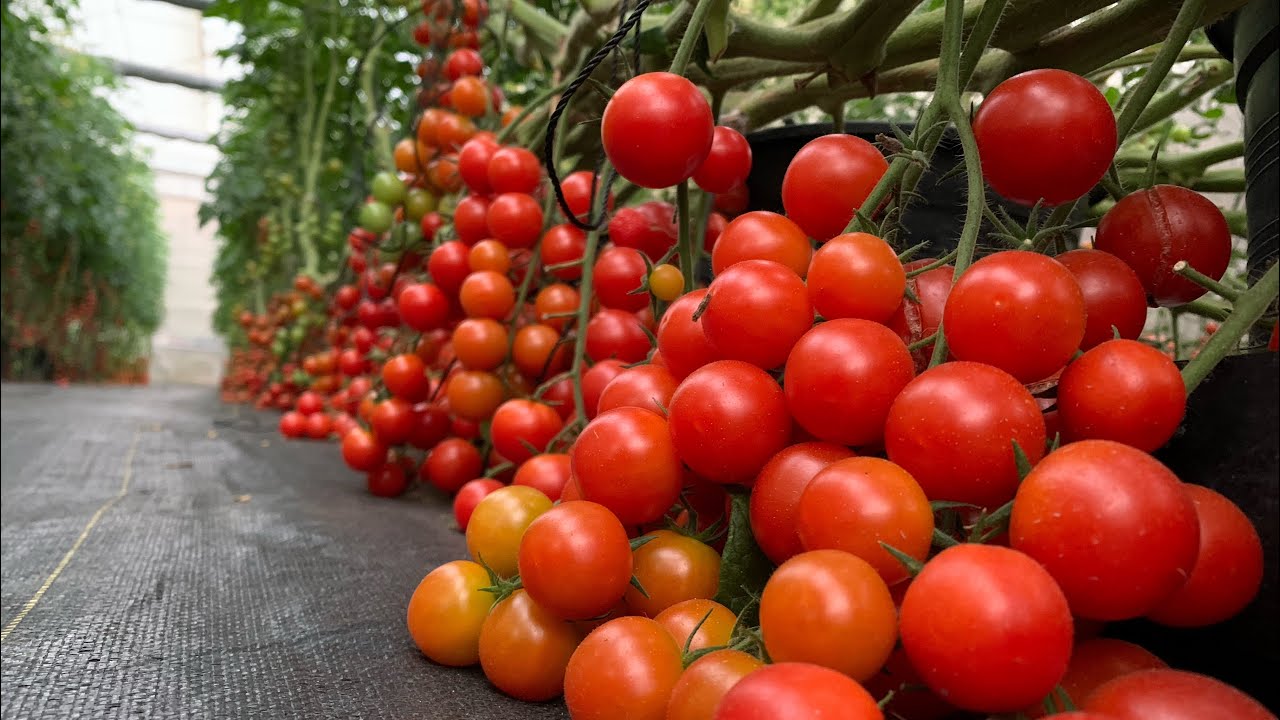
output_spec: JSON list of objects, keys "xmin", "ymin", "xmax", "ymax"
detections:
[
  {"xmin": 807, "ymin": 232, "xmax": 905, "ymax": 323},
  {"xmin": 304, "ymin": 412, "xmax": 332, "ymax": 440},
  {"xmin": 408, "ymin": 404, "xmax": 450, "ymax": 450},
  {"xmin": 342, "ymin": 427, "xmax": 387, "ymax": 472},
  {"xmin": 490, "ymin": 399, "xmax": 563, "ymax": 465},
  {"xmin": 541, "ymin": 224, "xmax": 588, "ymax": 281},
  {"xmin": 560, "ymin": 170, "xmax": 614, "ymax": 221},
  {"xmin": 761, "ymin": 550, "xmax": 897, "ymax": 682},
  {"xmin": 487, "ymin": 146, "xmax": 541, "ymax": 195},
  {"xmin": 564, "ymin": 616, "xmax": 684, "ymax": 720},
  {"xmin": 713, "ymin": 662, "xmax": 882, "ymax": 720},
  {"xmin": 579, "ymin": 358, "xmax": 627, "ymax": 419},
  {"xmin": 781, "ymin": 134, "xmax": 888, "ymax": 241},
  {"xmin": 943, "ymin": 250, "xmax": 1086, "ymax": 383},
  {"xmin": 1093, "ymin": 184, "xmax": 1233, "ymax": 307},
  {"xmin": 1058, "ymin": 339, "xmax": 1186, "ymax": 451},
  {"xmin": 519, "ymin": 501, "xmax": 634, "ymax": 620},
  {"xmin": 668, "ymin": 360, "xmax": 792, "ymax": 484},
  {"xmin": 1030, "ymin": 638, "xmax": 1167, "ymax": 715},
  {"xmin": 624, "ymin": 530, "xmax": 720, "ymax": 617},
  {"xmin": 784, "ymin": 318, "xmax": 914, "ymax": 447},
  {"xmin": 453, "ymin": 478, "xmax": 504, "ymax": 530},
  {"xmin": 296, "ymin": 391, "xmax": 323, "ymax": 416},
  {"xmin": 453, "ymin": 194, "xmax": 490, "ymax": 245},
  {"xmin": 656, "ymin": 289, "xmax": 720, "ymax": 380},
  {"xmin": 1056, "ymin": 249, "xmax": 1149, "ymax": 349},
  {"xmin": 486, "ymin": 192, "xmax": 542, "ymax": 249},
  {"xmin": 465, "ymin": 485, "xmax": 552, "ymax": 577},
  {"xmin": 597, "ymin": 364, "xmax": 677, "ymax": 415},
  {"xmin": 279, "ymin": 411, "xmax": 306, "ymax": 439},
  {"xmin": 1083, "ymin": 669, "xmax": 1273, "ymax": 720},
  {"xmin": 609, "ymin": 201, "xmax": 677, "ymax": 261},
  {"xmin": 710, "ymin": 210, "xmax": 810, "ymax": 278},
  {"xmin": 429, "ymin": 241, "xmax": 472, "ymax": 295},
  {"xmin": 887, "ymin": 259, "xmax": 953, "ymax": 369},
  {"xmin": 423, "ymin": 437, "xmax": 483, "ymax": 493},
  {"xmin": 653, "ymin": 598, "xmax": 736, "ymax": 652},
  {"xmin": 367, "ymin": 462, "xmax": 408, "ymax": 497},
  {"xmin": 749, "ymin": 442, "xmax": 856, "ymax": 565},
  {"xmin": 601, "ymin": 72, "xmax": 714, "ymax": 189},
  {"xmin": 406, "ymin": 560, "xmax": 494, "ymax": 666},
  {"xmin": 973, "ymin": 69, "xmax": 1116, "ymax": 206},
  {"xmin": 667, "ymin": 649, "xmax": 763, "ymax": 720},
  {"xmin": 570, "ymin": 407, "xmax": 682, "ymax": 525},
  {"xmin": 398, "ymin": 282, "xmax": 450, "ymax": 332},
  {"xmin": 900, "ymin": 544, "xmax": 1073, "ymax": 712},
  {"xmin": 512, "ymin": 453, "xmax": 571, "ymax": 501},
  {"xmin": 458, "ymin": 135, "xmax": 498, "ymax": 195},
  {"xmin": 444, "ymin": 48, "xmax": 484, "ymax": 80},
  {"xmin": 1010, "ymin": 440, "xmax": 1200, "ymax": 620},
  {"xmin": 370, "ymin": 397, "xmax": 415, "ymax": 446},
  {"xmin": 1146, "ymin": 484, "xmax": 1263, "ymax": 627},
  {"xmin": 478, "ymin": 590, "xmax": 582, "ymax": 701},
  {"xmin": 692, "ymin": 126, "xmax": 752, "ymax": 194},
  {"xmin": 381, "ymin": 354, "xmax": 429, "ymax": 402},
  {"xmin": 702, "ymin": 259, "xmax": 813, "ymax": 370},
  {"xmin": 593, "ymin": 246, "xmax": 650, "ymax": 312},
  {"xmin": 585, "ymin": 308, "xmax": 651, "ymax": 363}
]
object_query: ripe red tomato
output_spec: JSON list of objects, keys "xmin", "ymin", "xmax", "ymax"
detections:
[
  {"xmin": 1093, "ymin": 184, "xmax": 1233, "ymax": 306},
  {"xmin": 519, "ymin": 500, "xmax": 633, "ymax": 620},
  {"xmin": 597, "ymin": 364, "xmax": 678, "ymax": 415},
  {"xmin": 1083, "ymin": 669, "xmax": 1273, "ymax": 720},
  {"xmin": 579, "ymin": 358, "xmax": 627, "ymax": 419},
  {"xmin": 429, "ymin": 240, "xmax": 472, "ymax": 295},
  {"xmin": 973, "ymin": 69, "xmax": 1116, "ymax": 206},
  {"xmin": 593, "ymin": 246, "xmax": 649, "ymax": 312},
  {"xmin": 702, "ymin": 259, "xmax": 813, "ymax": 370},
  {"xmin": 304, "ymin": 412, "xmax": 332, "ymax": 440},
  {"xmin": 713, "ymin": 662, "xmax": 882, "ymax": 720},
  {"xmin": 1056, "ymin": 249, "xmax": 1149, "ymax": 349},
  {"xmin": 452, "ymin": 317, "xmax": 508, "ymax": 370},
  {"xmin": 490, "ymin": 399, "xmax": 563, "ymax": 465},
  {"xmin": 749, "ymin": 442, "xmax": 855, "ymax": 565},
  {"xmin": 609, "ymin": 201, "xmax": 677, "ymax": 261},
  {"xmin": 512, "ymin": 453, "xmax": 570, "ymax": 501},
  {"xmin": 784, "ymin": 318, "xmax": 914, "ymax": 447},
  {"xmin": 710, "ymin": 210, "xmax": 810, "ymax": 278},
  {"xmin": 486, "ymin": 192, "xmax": 542, "ymax": 249},
  {"xmin": 342, "ymin": 427, "xmax": 387, "ymax": 472},
  {"xmin": 900, "ymin": 544, "xmax": 1073, "ymax": 712},
  {"xmin": 453, "ymin": 194, "xmax": 490, "ymax": 245},
  {"xmin": 601, "ymin": 72, "xmax": 714, "ymax": 189},
  {"xmin": 656, "ymin": 289, "xmax": 720, "ymax": 380},
  {"xmin": 406, "ymin": 560, "xmax": 494, "ymax": 666},
  {"xmin": 398, "ymin": 282, "xmax": 450, "ymax": 332},
  {"xmin": 560, "ymin": 170, "xmax": 614, "ymax": 220},
  {"xmin": 541, "ymin": 224, "xmax": 588, "ymax": 281},
  {"xmin": 453, "ymin": 478, "xmax": 504, "ymax": 530},
  {"xmin": 667, "ymin": 649, "xmax": 763, "ymax": 720},
  {"xmin": 1146, "ymin": 484, "xmax": 1263, "ymax": 627},
  {"xmin": 466, "ymin": 485, "xmax": 552, "ymax": 578},
  {"xmin": 367, "ymin": 462, "xmax": 408, "ymax": 497},
  {"xmin": 761, "ymin": 550, "xmax": 897, "ymax": 681},
  {"xmin": 1032, "ymin": 638, "xmax": 1167, "ymax": 716},
  {"xmin": 624, "ymin": 530, "xmax": 721, "ymax": 617},
  {"xmin": 1057, "ymin": 339, "xmax": 1185, "ymax": 451},
  {"xmin": 585, "ymin": 308, "xmax": 651, "ymax": 363},
  {"xmin": 423, "ymin": 437, "xmax": 483, "ymax": 493},
  {"xmin": 381, "ymin": 354, "xmax": 429, "ymax": 402},
  {"xmin": 807, "ymin": 232, "xmax": 905, "ymax": 323},
  {"xmin": 279, "ymin": 411, "xmax": 306, "ymax": 438},
  {"xmin": 296, "ymin": 391, "xmax": 323, "ymax": 415},
  {"xmin": 444, "ymin": 48, "xmax": 484, "ymax": 80},
  {"xmin": 458, "ymin": 135, "xmax": 498, "ymax": 194},
  {"xmin": 571, "ymin": 407, "xmax": 682, "ymax": 525},
  {"xmin": 408, "ymin": 403, "xmax": 450, "ymax": 450},
  {"xmin": 692, "ymin": 126, "xmax": 752, "ymax": 194},
  {"xmin": 370, "ymin": 397, "xmax": 415, "ymax": 445},
  {"xmin": 478, "ymin": 590, "xmax": 582, "ymax": 701},
  {"xmin": 781, "ymin": 134, "xmax": 888, "ymax": 241},
  {"xmin": 487, "ymin": 146, "xmax": 541, "ymax": 195},
  {"xmin": 1010, "ymin": 440, "xmax": 1200, "ymax": 620},
  {"xmin": 668, "ymin": 360, "xmax": 792, "ymax": 484},
  {"xmin": 564, "ymin": 616, "xmax": 684, "ymax": 720},
  {"xmin": 944, "ymin": 250, "xmax": 1086, "ymax": 382}
]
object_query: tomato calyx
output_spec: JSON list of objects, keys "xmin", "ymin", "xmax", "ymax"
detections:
[
  {"xmin": 664, "ymin": 496, "xmax": 728, "ymax": 546},
  {"xmin": 478, "ymin": 556, "xmax": 524, "ymax": 604}
]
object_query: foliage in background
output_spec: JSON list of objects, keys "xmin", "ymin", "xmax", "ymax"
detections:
[{"xmin": 0, "ymin": 1, "xmax": 166, "ymax": 382}]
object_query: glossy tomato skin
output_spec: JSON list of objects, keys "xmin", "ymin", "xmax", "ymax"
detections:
[
  {"xmin": 943, "ymin": 250, "xmax": 1087, "ymax": 383},
  {"xmin": 398, "ymin": 282, "xmax": 450, "ymax": 332},
  {"xmin": 1056, "ymin": 249, "xmax": 1149, "ymax": 349},
  {"xmin": 807, "ymin": 232, "xmax": 905, "ymax": 323},
  {"xmin": 656, "ymin": 289, "xmax": 721, "ymax": 381},
  {"xmin": 710, "ymin": 211, "xmax": 811, "ymax": 278},
  {"xmin": 478, "ymin": 590, "xmax": 582, "ymax": 701},
  {"xmin": 489, "ymin": 399, "xmax": 563, "ymax": 465},
  {"xmin": 781, "ymin": 134, "xmax": 888, "ymax": 241},
  {"xmin": 486, "ymin": 146, "xmax": 541, "ymax": 195},
  {"xmin": 784, "ymin": 318, "xmax": 915, "ymax": 447},
  {"xmin": 601, "ymin": 72, "xmax": 714, "ymax": 189},
  {"xmin": 570, "ymin": 407, "xmax": 683, "ymax": 525},
  {"xmin": 713, "ymin": 662, "xmax": 883, "ymax": 720},
  {"xmin": 342, "ymin": 427, "xmax": 388, "ymax": 472},
  {"xmin": 1010, "ymin": 440, "xmax": 1200, "ymax": 620},
  {"xmin": 486, "ymin": 192, "xmax": 543, "ymax": 249},
  {"xmin": 609, "ymin": 201, "xmax": 677, "ymax": 261},
  {"xmin": 1146, "ymin": 484, "xmax": 1264, "ymax": 627},
  {"xmin": 654, "ymin": 598, "xmax": 736, "ymax": 652},
  {"xmin": 886, "ymin": 362, "xmax": 1046, "ymax": 509},
  {"xmin": 585, "ymin": 309, "xmax": 651, "ymax": 363},
  {"xmin": 429, "ymin": 240, "xmax": 473, "ymax": 295},
  {"xmin": 563, "ymin": 616, "xmax": 684, "ymax": 720},
  {"xmin": 624, "ymin": 530, "xmax": 721, "ymax": 617},
  {"xmin": 667, "ymin": 360, "xmax": 792, "ymax": 484},
  {"xmin": 667, "ymin": 649, "xmax": 764, "ymax": 720},
  {"xmin": 1057, "ymin": 339, "xmax": 1186, "ymax": 451},
  {"xmin": 423, "ymin": 437, "xmax": 483, "ymax": 493},
  {"xmin": 760, "ymin": 550, "xmax": 897, "ymax": 682},
  {"xmin": 518, "ymin": 501, "xmax": 633, "ymax": 620},
  {"xmin": 465, "ymin": 485, "xmax": 553, "ymax": 578},
  {"xmin": 453, "ymin": 478, "xmax": 504, "ymax": 530},
  {"xmin": 540, "ymin": 224, "xmax": 588, "ymax": 281},
  {"xmin": 1083, "ymin": 669, "xmax": 1273, "ymax": 720},
  {"xmin": 749, "ymin": 442, "xmax": 856, "ymax": 565},
  {"xmin": 597, "ymin": 363, "xmax": 678, "ymax": 415},
  {"xmin": 1094, "ymin": 184, "xmax": 1233, "ymax": 306},
  {"xmin": 702, "ymin": 260, "xmax": 814, "ymax": 370},
  {"xmin": 593, "ymin": 246, "xmax": 650, "ymax": 312},
  {"xmin": 692, "ymin": 126, "xmax": 752, "ymax": 194},
  {"xmin": 579, "ymin": 358, "xmax": 627, "ymax": 419},
  {"xmin": 900, "ymin": 544, "xmax": 1074, "ymax": 712},
  {"xmin": 973, "ymin": 69, "xmax": 1116, "ymax": 206},
  {"xmin": 406, "ymin": 560, "xmax": 495, "ymax": 666},
  {"xmin": 511, "ymin": 453, "xmax": 571, "ymax": 501}
]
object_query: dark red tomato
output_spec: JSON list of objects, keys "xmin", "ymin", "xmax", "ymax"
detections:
[
  {"xmin": 1010, "ymin": 440, "xmax": 1200, "ymax": 620},
  {"xmin": 342, "ymin": 427, "xmax": 387, "ymax": 472},
  {"xmin": 704, "ymin": 211, "xmax": 727, "ymax": 253},
  {"xmin": 797, "ymin": 457, "xmax": 933, "ymax": 585},
  {"xmin": 862, "ymin": 646, "xmax": 956, "ymax": 720},
  {"xmin": 714, "ymin": 182, "xmax": 749, "ymax": 216},
  {"xmin": 585, "ymin": 309, "xmax": 651, "ymax": 363},
  {"xmin": 429, "ymin": 241, "xmax": 472, "ymax": 296},
  {"xmin": 593, "ymin": 246, "xmax": 649, "ymax": 312},
  {"xmin": 356, "ymin": 299, "xmax": 381, "ymax": 329},
  {"xmin": 279, "ymin": 411, "xmax": 306, "ymax": 439},
  {"xmin": 597, "ymin": 363, "xmax": 678, "ymax": 415},
  {"xmin": 367, "ymin": 462, "xmax": 408, "ymax": 497},
  {"xmin": 408, "ymin": 403, "xmax": 451, "ymax": 450},
  {"xmin": 486, "ymin": 192, "xmax": 542, "ymax": 249},
  {"xmin": 666, "ymin": 649, "xmax": 763, "ymax": 720},
  {"xmin": 608, "ymin": 201, "xmax": 677, "ymax": 261},
  {"xmin": 785, "ymin": 318, "xmax": 914, "ymax": 447},
  {"xmin": 973, "ymin": 69, "xmax": 1116, "ymax": 206},
  {"xmin": 887, "ymin": 259, "xmax": 953, "ymax": 369},
  {"xmin": 334, "ymin": 284, "xmax": 360, "ymax": 312},
  {"xmin": 540, "ymin": 377, "xmax": 577, "ymax": 421},
  {"xmin": 541, "ymin": 224, "xmax": 588, "ymax": 281},
  {"xmin": 458, "ymin": 135, "xmax": 498, "ymax": 195},
  {"xmin": 781, "ymin": 134, "xmax": 888, "ymax": 241},
  {"xmin": 624, "ymin": 530, "xmax": 721, "ymax": 617},
  {"xmin": 423, "ymin": 437, "xmax": 484, "ymax": 493},
  {"xmin": 304, "ymin": 412, "xmax": 332, "ymax": 440},
  {"xmin": 444, "ymin": 48, "xmax": 484, "ymax": 80},
  {"xmin": 710, "ymin": 211, "xmax": 811, "ymax": 278},
  {"xmin": 1147, "ymin": 484, "xmax": 1263, "ymax": 627},
  {"xmin": 453, "ymin": 194, "xmax": 491, "ymax": 245},
  {"xmin": 601, "ymin": 72, "xmax": 714, "ymax": 189},
  {"xmin": 1056, "ymin": 249, "xmax": 1149, "ymax": 349},
  {"xmin": 563, "ymin": 616, "xmax": 684, "ymax": 720},
  {"xmin": 571, "ymin": 407, "xmax": 683, "ymax": 526},
  {"xmin": 382, "ymin": 354, "xmax": 429, "ymax": 403},
  {"xmin": 377, "ymin": 297, "xmax": 400, "ymax": 328},
  {"xmin": 1057, "ymin": 339, "xmax": 1185, "ymax": 451},
  {"xmin": 1093, "ymin": 184, "xmax": 1233, "ymax": 307},
  {"xmin": 352, "ymin": 326, "xmax": 375, "ymax": 354},
  {"xmin": 943, "ymin": 250, "xmax": 1086, "ymax": 383},
  {"xmin": 560, "ymin": 170, "xmax": 614, "ymax": 221},
  {"xmin": 580, "ymin": 359, "xmax": 627, "ymax": 419},
  {"xmin": 338, "ymin": 348, "xmax": 367, "ymax": 377},
  {"xmin": 370, "ymin": 397, "xmax": 415, "ymax": 446},
  {"xmin": 519, "ymin": 500, "xmax": 634, "ymax": 620},
  {"xmin": 885, "ymin": 362, "xmax": 1046, "ymax": 509},
  {"xmin": 750, "ymin": 442, "xmax": 855, "ymax": 565},
  {"xmin": 487, "ymin": 146, "xmax": 541, "ymax": 195},
  {"xmin": 421, "ymin": 211, "xmax": 445, "ymax": 241},
  {"xmin": 760, "ymin": 550, "xmax": 897, "ymax": 682},
  {"xmin": 702, "ymin": 260, "xmax": 813, "ymax": 370},
  {"xmin": 713, "ymin": 662, "xmax": 882, "ymax": 720},
  {"xmin": 478, "ymin": 590, "xmax": 582, "ymax": 702},
  {"xmin": 512, "ymin": 453, "xmax": 571, "ymax": 500},
  {"xmin": 398, "ymin": 282, "xmax": 450, "ymax": 332},
  {"xmin": 490, "ymin": 399, "xmax": 563, "ymax": 465},
  {"xmin": 900, "ymin": 544, "xmax": 1073, "ymax": 712},
  {"xmin": 807, "ymin": 232, "xmax": 905, "ymax": 323},
  {"xmin": 1029, "ymin": 638, "xmax": 1167, "ymax": 716},
  {"xmin": 656, "ymin": 289, "xmax": 720, "ymax": 381},
  {"xmin": 296, "ymin": 391, "xmax": 324, "ymax": 416},
  {"xmin": 668, "ymin": 360, "xmax": 792, "ymax": 484},
  {"xmin": 1083, "ymin": 669, "xmax": 1273, "ymax": 720},
  {"xmin": 692, "ymin": 126, "xmax": 752, "ymax": 194}
]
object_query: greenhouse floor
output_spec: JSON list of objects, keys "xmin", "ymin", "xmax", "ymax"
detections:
[{"xmin": 0, "ymin": 383, "xmax": 569, "ymax": 720}]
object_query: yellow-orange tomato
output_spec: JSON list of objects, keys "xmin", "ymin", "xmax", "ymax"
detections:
[
  {"xmin": 447, "ymin": 369, "xmax": 507, "ymax": 421},
  {"xmin": 512, "ymin": 323, "xmax": 570, "ymax": 380},
  {"xmin": 451, "ymin": 76, "xmax": 491, "ymax": 117},
  {"xmin": 406, "ymin": 560, "xmax": 495, "ymax": 666},
  {"xmin": 624, "ymin": 530, "xmax": 722, "ymax": 617},
  {"xmin": 452, "ymin": 318, "xmax": 509, "ymax": 371},
  {"xmin": 653, "ymin": 598, "xmax": 736, "ymax": 652},
  {"xmin": 479, "ymin": 590, "xmax": 583, "ymax": 702},
  {"xmin": 648, "ymin": 264, "xmax": 685, "ymax": 302},
  {"xmin": 465, "ymin": 485, "xmax": 553, "ymax": 578},
  {"xmin": 468, "ymin": 239, "xmax": 511, "ymax": 274}
]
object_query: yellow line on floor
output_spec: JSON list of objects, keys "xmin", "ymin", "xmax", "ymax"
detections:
[{"xmin": 1, "ymin": 428, "xmax": 143, "ymax": 643}]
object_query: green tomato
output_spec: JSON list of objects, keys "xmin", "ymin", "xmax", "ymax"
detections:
[
  {"xmin": 360, "ymin": 201, "xmax": 394, "ymax": 234},
  {"xmin": 289, "ymin": 325, "xmax": 304, "ymax": 343},
  {"xmin": 371, "ymin": 171, "xmax": 407, "ymax": 206},
  {"xmin": 325, "ymin": 158, "xmax": 343, "ymax": 173},
  {"xmin": 1169, "ymin": 125, "xmax": 1193, "ymax": 143},
  {"xmin": 404, "ymin": 188, "xmax": 437, "ymax": 221}
]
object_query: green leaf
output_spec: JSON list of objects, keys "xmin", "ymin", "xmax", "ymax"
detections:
[
  {"xmin": 714, "ymin": 490, "xmax": 775, "ymax": 625},
  {"xmin": 1012, "ymin": 439, "xmax": 1034, "ymax": 481},
  {"xmin": 703, "ymin": 0, "xmax": 731, "ymax": 62}
]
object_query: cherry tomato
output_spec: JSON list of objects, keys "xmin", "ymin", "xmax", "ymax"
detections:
[
  {"xmin": 653, "ymin": 598, "xmax": 736, "ymax": 652},
  {"xmin": 708, "ymin": 211, "xmax": 812, "ymax": 279},
  {"xmin": 512, "ymin": 453, "xmax": 571, "ymax": 501},
  {"xmin": 1056, "ymin": 249, "xmax": 1149, "ymax": 349},
  {"xmin": 807, "ymin": 232, "xmax": 905, "ymax": 323},
  {"xmin": 560, "ymin": 170, "xmax": 614, "ymax": 221},
  {"xmin": 398, "ymin": 282, "xmax": 450, "ymax": 332},
  {"xmin": 465, "ymin": 485, "xmax": 552, "ymax": 577},
  {"xmin": 667, "ymin": 649, "xmax": 763, "ymax": 720},
  {"xmin": 486, "ymin": 192, "xmax": 542, "ymax": 249},
  {"xmin": 429, "ymin": 241, "xmax": 472, "ymax": 295},
  {"xmin": 279, "ymin": 411, "xmax": 306, "ymax": 439},
  {"xmin": 887, "ymin": 259, "xmax": 953, "ymax": 368},
  {"xmin": 453, "ymin": 194, "xmax": 491, "ymax": 245},
  {"xmin": 453, "ymin": 478, "xmax": 504, "ymax": 530},
  {"xmin": 1030, "ymin": 638, "xmax": 1167, "ymax": 715},
  {"xmin": 609, "ymin": 201, "xmax": 678, "ymax": 261},
  {"xmin": 624, "ymin": 530, "xmax": 720, "ymax": 617},
  {"xmin": 579, "ymin": 358, "xmax": 627, "ymax": 419},
  {"xmin": 446, "ymin": 369, "xmax": 506, "ymax": 421},
  {"xmin": 563, "ymin": 616, "xmax": 684, "ymax": 720},
  {"xmin": 444, "ymin": 48, "xmax": 484, "ymax": 80},
  {"xmin": 451, "ymin": 317, "xmax": 508, "ymax": 371},
  {"xmin": 541, "ymin": 224, "xmax": 588, "ymax": 281},
  {"xmin": 423, "ymin": 437, "xmax": 484, "ymax": 493},
  {"xmin": 458, "ymin": 270, "xmax": 515, "ymax": 319},
  {"xmin": 593, "ymin": 246, "xmax": 650, "ymax": 312},
  {"xmin": 702, "ymin": 259, "xmax": 813, "ymax": 370},
  {"xmin": 467, "ymin": 239, "xmax": 511, "ymax": 275},
  {"xmin": 487, "ymin": 146, "xmax": 541, "ymax": 195},
  {"xmin": 781, "ymin": 134, "xmax": 888, "ymax": 241},
  {"xmin": 585, "ymin": 308, "xmax": 651, "ymax": 363},
  {"xmin": 490, "ymin": 399, "xmax": 563, "ymax": 465},
  {"xmin": 458, "ymin": 135, "xmax": 498, "ymax": 194},
  {"xmin": 512, "ymin": 323, "xmax": 569, "ymax": 381},
  {"xmin": 406, "ymin": 560, "xmax": 495, "ymax": 666},
  {"xmin": 656, "ymin": 289, "xmax": 721, "ymax": 380},
  {"xmin": 519, "ymin": 500, "xmax": 633, "ymax": 620},
  {"xmin": 1083, "ymin": 669, "xmax": 1273, "ymax": 720},
  {"xmin": 571, "ymin": 407, "xmax": 683, "ymax": 525},
  {"xmin": 749, "ymin": 442, "xmax": 856, "ymax": 565},
  {"xmin": 647, "ymin": 264, "xmax": 684, "ymax": 302},
  {"xmin": 478, "ymin": 590, "xmax": 582, "ymax": 701},
  {"xmin": 1058, "ymin": 339, "xmax": 1186, "ymax": 451},
  {"xmin": 381, "ymin": 354, "xmax": 429, "ymax": 402},
  {"xmin": 533, "ymin": 283, "xmax": 579, "ymax": 332},
  {"xmin": 713, "ymin": 662, "xmax": 882, "ymax": 720},
  {"xmin": 601, "ymin": 72, "xmax": 714, "ymax": 189},
  {"xmin": 369, "ymin": 397, "xmax": 414, "ymax": 446},
  {"xmin": 597, "ymin": 364, "xmax": 678, "ymax": 416},
  {"xmin": 973, "ymin": 69, "xmax": 1116, "ymax": 206},
  {"xmin": 692, "ymin": 126, "xmax": 752, "ymax": 194}
]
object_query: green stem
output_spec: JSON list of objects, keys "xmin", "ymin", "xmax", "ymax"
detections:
[
  {"xmin": 1113, "ymin": 0, "xmax": 1209, "ymax": 142},
  {"xmin": 1114, "ymin": 140, "xmax": 1244, "ymax": 173},
  {"xmin": 569, "ymin": 163, "xmax": 613, "ymax": 421},
  {"xmin": 1174, "ymin": 260, "xmax": 1241, "ymax": 302},
  {"xmin": 1128, "ymin": 59, "xmax": 1234, "ymax": 136},
  {"xmin": 496, "ymin": 79, "xmax": 571, "ymax": 144},
  {"xmin": 830, "ymin": 101, "xmax": 846, "ymax": 133},
  {"xmin": 1181, "ymin": 263, "xmax": 1278, "ymax": 394},
  {"xmin": 676, "ymin": 181, "xmax": 696, "ymax": 293},
  {"xmin": 1179, "ymin": 298, "xmax": 1232, "ymax": 322},
  {"xmin": 669, "ymin": 0, "xmax": 719, "ymax": 75},
  {"xmin": 1089, "ymin": 43, "xmax": 1223, "ymax": 76},
  {"xmin": 360, "ymin": 21, "xmax": 393, "ymax": 171}
]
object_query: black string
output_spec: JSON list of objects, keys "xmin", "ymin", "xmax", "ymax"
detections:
[{"xmin": 543, "ymin": 0, "xmax": 653, "ymax": 231}]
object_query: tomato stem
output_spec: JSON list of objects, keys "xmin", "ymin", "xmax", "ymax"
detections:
[
  {"xmin": 1181, "ymin": 262, "xmax": 1279, "ymax": 394},
  {"xmin": 1173, "ymin": 260, "xmax": 1241, "ymax": 303},
  {"xmin": 675, "ymin": 181, "xmax": 697, "ymax": 293},
  {"xmin": 1113, "ymin": 0, "xmax": 1208, "ymax": 143},
  {"xmin": 668, "ymin": 0, "xmax": 719, "ymax": 76}
]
